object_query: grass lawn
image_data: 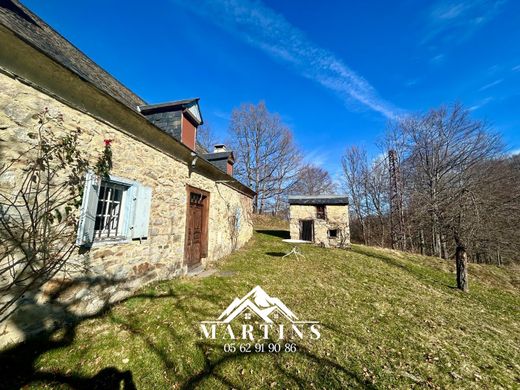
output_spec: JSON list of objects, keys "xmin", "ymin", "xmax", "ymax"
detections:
[{"xmin": 1, "ymin": 227, "xmax": 519, "ymax": 389}]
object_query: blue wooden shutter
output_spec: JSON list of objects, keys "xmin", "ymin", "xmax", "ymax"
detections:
[
  {"xmin": 131, "ymin": 185, "xmax": 152, "ymax": 239},
  {"xmin": 76, "ymin": 171, "xmax": 99, "ymax": 246},
  {"xmin": 123, "ymin": 184, "xmax": 137, "ymax": 236}
]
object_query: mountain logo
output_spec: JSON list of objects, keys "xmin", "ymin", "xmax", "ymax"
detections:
[
  {"xmin": 217, "ymin": 286, "xmax": 298, "ymax": 323},
  {"xmin": 200, "ymin": 286, "xmax": 321, "ymax": 342},
  {"xmin": 202, "ymin": 286, "xmax": 317, "ymax": 325}
]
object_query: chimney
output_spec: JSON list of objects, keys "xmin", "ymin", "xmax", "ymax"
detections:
[
  {"xmin": 213, "ymin": 144, "xmax": 227, "ymax": 153},
  {"xmin": 139, "ymin": 98, "xmax": 203, "ymax": 150},
  {"xmin": 203, "ymin": 145, "xmax": 235, "ymax": 176}
]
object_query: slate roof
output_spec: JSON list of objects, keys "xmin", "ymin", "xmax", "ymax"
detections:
[
  {"xmin": 203, "ymin": 151, "xmax": 234, "ymax": 161},
  {"xmin": 139, "ymin": 99, "xmax": 204, "ymax": 145},
  {"xmin": 288, "ymin": 195, "xmax": 349, "ymax": 205},
  {"xmin": 0, "ymin": 0, "xmax": 145, "ymax": 111},
  {"xmin": 202, "ymin": 151, "xmax": 234, "ymax": 173},
  {"xmin": 0, "ymin": 1, "xmax": 251, "ymax": 194},
  {"xmin": 139, "ymin": 98, "xmax": 200, "ymax": 113},
  {"xmin": 141, "ymin": 109, "xmax": 182, "ymax": 141}
]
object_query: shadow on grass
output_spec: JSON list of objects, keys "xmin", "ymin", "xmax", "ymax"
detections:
[
  {"xmin": 0, "ymin": 328, "xmax": 136, "ymax": 389},
  {"xmin": 180, "ymin": 339, "xmax": 377, "ymax": 390},
  {"xmin": 0, "ymin": 278, "xmax": 185, "ymax": 389},
  {"xmin": 265, "ymin": 252, "xmax": 287, "ymax": 257},
  {"xmin": 255, "ymin": 229, "xmax": 290, "ymax": 239},
  {"xmin": 1, "ymin": 261, "xmax": 378, "ymax": 389}
]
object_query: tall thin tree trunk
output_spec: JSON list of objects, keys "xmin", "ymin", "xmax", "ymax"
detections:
[
  {"xmin": 441, "ymin": 233, "xmax": 448, "ymax": 260},
  {"xmin": 420, "ymin": 229, "xmax": 426, "ymax": 255},
  {"xmin": 380, "ymin": 222, "xmax": 385, "ymax": 247},
  {"xmin": 432, "ymin": 222, "xmax": 442, "ymax": 258},
  {"xmin": 454, "ymin": 231, "xmax": 469, "ymax": 292},
  {"xmin": 433, "ymin": 227, "xmax": 442, "ymax": 258}
]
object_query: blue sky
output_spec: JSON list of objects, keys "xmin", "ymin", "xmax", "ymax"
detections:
[{"xmin": 24, "ymin": 0, "xmax": 520, "ymax": 179}]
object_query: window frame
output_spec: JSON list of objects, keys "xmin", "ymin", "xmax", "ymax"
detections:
[
  {"xmin": 94, "ymin": 180, "xmax": 129, "ymax": 240},
  {"xmin": 316, "ymin": 205, "xmax": 326, "ymax": 220},
  {"xmin": 328, "ymin": 229, "xmax": 338, "ymax": 239},
  {"xmin": 77, "ymin": 173, "xmax": 153, "ymax": 248},
  {"xmin": 90, "ymin": 174, "xmax": 138, "ymax": 247}
]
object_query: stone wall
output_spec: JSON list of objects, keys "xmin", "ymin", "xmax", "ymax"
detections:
[
  {"xmin": 0, "ymin": 72, "xmax": 253, "ymax": 347},
  {"xmin": 289, "ymin": 205, "xmax": 350, "ymax": 248}
]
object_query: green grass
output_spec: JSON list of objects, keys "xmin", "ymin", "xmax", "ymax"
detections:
[{"xmin": 5, "ymin": 228, "xmax": 520, "ymax": 389}]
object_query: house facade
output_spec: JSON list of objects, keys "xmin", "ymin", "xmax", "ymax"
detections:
[
  {"xmin": 288, "ymin": 196, "xmax": 350, "ymax": 248},
  {"xmin": 0, "ymin": 2, "xmax": 254, "ymax": 347}
]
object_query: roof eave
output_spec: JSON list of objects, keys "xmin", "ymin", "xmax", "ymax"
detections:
[{"xmin": 0, "ymin": 27, "xmax": 254, "ymax": 198}]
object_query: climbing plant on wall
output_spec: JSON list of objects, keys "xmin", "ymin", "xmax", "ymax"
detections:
[{"xmin": 0, "ymin": 108, "xmax": 112, "ymax": 322}]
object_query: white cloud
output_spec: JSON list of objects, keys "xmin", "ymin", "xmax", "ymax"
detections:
[
  {"xmin": 468, "ymin": 96, "xmax": 494, "ymax": 111},
  {"xmin": 173, "ymin": 0, "xmax": 401, "ymax": 119},
  {"xmin": 430, "ymin": 53, "xmax": 446, "ymax": 64},
  {"xmin": 302, "ymin": 148, "xmax": 328, "ymax": 167},
  {"xmin": 513, "ymin": 65, "xmax": 520, "ymax": 72},
  {"xmin": 423, "ymin": 0, "xmax": 507, "ymax": 45},
  {"xmin": 479, "ymin": 79, "xmax": 503, "ymax": 91},
  {"xmin": 212, "ymin": 109, "xmax": 230, "ymax": 120}
]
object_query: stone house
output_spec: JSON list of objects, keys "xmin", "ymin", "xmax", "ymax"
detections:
[
  {"xmin": 0, "ymin": 2, "xmax": 254, "ymax": 346},
  {"xmin": 288, "ymin": 196, "xmax": 350, "ymax": 248}
]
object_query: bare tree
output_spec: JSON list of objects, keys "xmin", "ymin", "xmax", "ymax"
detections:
[
  {"xmin": 197, "ymin": 123, "xmax": 217, "ymax": 152},
  {"xmin": 471, "ymin": 155, "xmax": 520, "ymax": 264},
  {"xmin": 289, "ymin": 164, "xmax": 336, "ymax": 195},
  {"xmin": 365, "ymin": 156, "xmax": 390, "ymax": 247},
  {"xmin": 395, "ymin": 103, "xmax": 502, "ymax": 291},
  {"xmin": 342, "ymin": 147, "xmax": 390, "ymax": 247},
  {"xmin": 0, "ymin": 109, "xmax": 111, "ymax": 321},
  {"xmin": 228, "ymin": 102, "xmax": 301, "ymax": 213},
  {"xmin": 343, "ymin": 103, "xmax": 512, "ymax": 290}
]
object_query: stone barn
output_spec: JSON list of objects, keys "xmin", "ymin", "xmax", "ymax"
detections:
[
  {"xmin": 288, "ymin": 196, "xmax": 350, "ymax": 248},
  {"xmin": 0, "ymin": 1, "xmax": 255, "ymax": 347}
]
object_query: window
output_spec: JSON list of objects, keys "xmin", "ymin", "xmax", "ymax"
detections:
[
  {"xmin": 94, "ymin": 181, "xmax": 128, "ymax": 239},
  {"xmin": 316, "ymin": 205, "xmax": 326, "ymax": 220},
  {"xmin": 76, "ymin": 172, "xmax": 152, "ymax": 246},
  {"xmin": 190, "ymin": 192, "xmax": 205, "ymax": 205},
  {"xmin": 328, "ymin": 229, "xmax": 338, "ymax": 238}
]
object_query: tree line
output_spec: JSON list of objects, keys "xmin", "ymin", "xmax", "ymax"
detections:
[
  {"xmin": 343, "ymin": 103, "xmax": 519, "ymax": 269},
  {"xmin": 199, "ymin": 102, "xmax": 336, "ymax": 215},
  {"xmin": 212, "ymin": 101, "xmax": 519, "ymax": 289}
]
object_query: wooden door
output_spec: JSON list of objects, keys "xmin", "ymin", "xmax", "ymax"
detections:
[
  {"xmin": 300, "ymin": 220, "xmax": 314, "ymax": 242},
  {"xmin": 185, "ymin": 188, "xmax": 209, "ymax": 268}
]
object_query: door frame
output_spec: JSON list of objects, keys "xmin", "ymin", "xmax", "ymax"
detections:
[
  {"xmin": 299, "ymin": 219, "xmax": 314, "ymax": 242},
  {"xmin": 184, "ymin": 185, "xmax": 210, "ymax": 267}
]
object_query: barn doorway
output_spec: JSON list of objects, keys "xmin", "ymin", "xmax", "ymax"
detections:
[
  {"xmin": 300, "ymin": 220, "xmax": 314, "ymax": 242},
  {"xmin": 185, "ymin": 186, "xmax": 209, "ymax": 269}
]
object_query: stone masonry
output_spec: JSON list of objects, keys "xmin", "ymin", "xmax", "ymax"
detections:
[
  {"xmin": 289, "ymin": 200, "xmax": 350, "ymax": 248},
  {"xmin": 0, "ymin": 73, "xmax": 253, "ymax": 347}
]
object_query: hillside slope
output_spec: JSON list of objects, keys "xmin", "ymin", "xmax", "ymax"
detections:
[{"xmin": 2, "ymin": 228, "xmax": 519, "ymax": 389}]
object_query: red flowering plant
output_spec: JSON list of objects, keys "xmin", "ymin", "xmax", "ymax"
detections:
[{"xmin": 96, "ymin": 139, "xmax": 113, "ymax": 178}]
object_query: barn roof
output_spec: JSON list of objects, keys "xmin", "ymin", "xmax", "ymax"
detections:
[{"xmin": 288, "ymin": 195, "xmax": 349, "ymax": 205}]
